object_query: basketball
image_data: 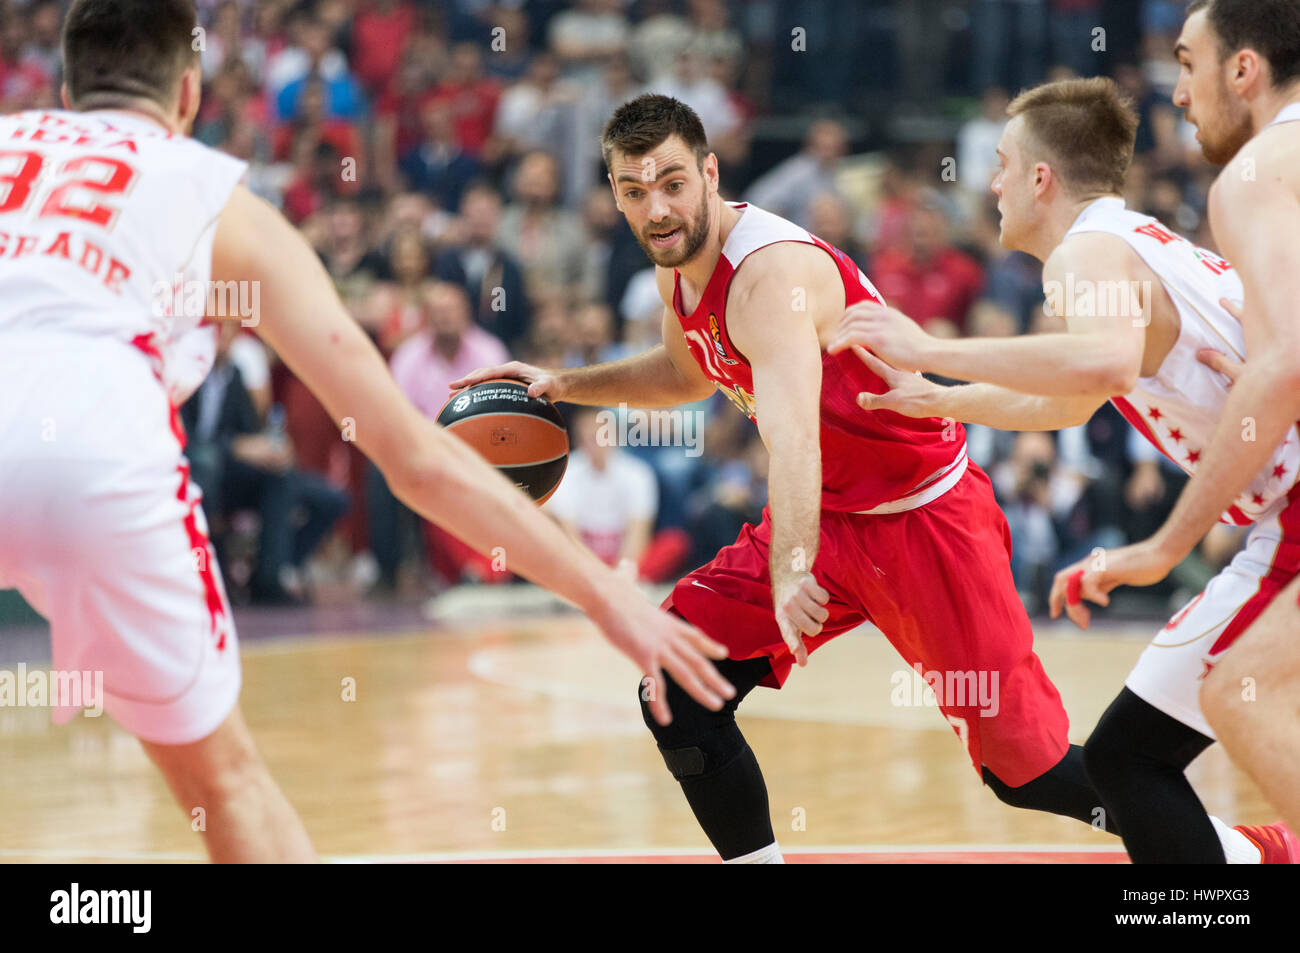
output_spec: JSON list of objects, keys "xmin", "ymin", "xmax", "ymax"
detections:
[{"xmin": 436, "ymin": 378, "xmax": 569, "ymax": 504}]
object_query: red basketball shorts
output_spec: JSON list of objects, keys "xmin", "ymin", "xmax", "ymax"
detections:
[{"xmin": 663, "ymin": 463, "xmax": 1069, "ymax": 787}]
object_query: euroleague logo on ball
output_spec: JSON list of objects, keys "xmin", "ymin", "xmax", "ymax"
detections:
[{"xmin": 453, "ymin": 394, "xmax": 471, "ymax": 413}]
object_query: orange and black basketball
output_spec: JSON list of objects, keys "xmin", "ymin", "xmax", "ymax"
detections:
[{"xmin": 436, "ymin": 378, "xmax": 569, "ymax": 504}]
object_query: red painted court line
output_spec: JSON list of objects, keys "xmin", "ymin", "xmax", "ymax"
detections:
[{"xmin": 433, "ymin": 850, "xmax": 1128, "ymax": 864}]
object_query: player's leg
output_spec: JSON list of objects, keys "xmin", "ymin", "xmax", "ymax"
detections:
[
  {"xmin": 1202, "ymin": 571, "xmax": 1300, "ymax": 835},
  {"xmin": 1081, "ymin": 688, "xmax": 1222, "ymax": 861},
  {"xmin": 1078, "ymin": 538, "xmax": 1287, "ymax": 863},
  {"xmin": 641, "ymin": 512, "xmax": 866, "ymax": 862},
  {"xmin": 847, "ymin": 466, "xmax": 1115, "ymax": 830},
  {"xmin": 639, "ymin": 654, "xmax": 778, "ymax": 862},
  {"xmin": 140, "ymin": 706, "xmax": 315, "ymax": 863}
]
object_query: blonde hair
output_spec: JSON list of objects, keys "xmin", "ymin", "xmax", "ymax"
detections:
[{"xmin": 1006, "ymin": 77, "xmax": 1139, "ymax": 196}]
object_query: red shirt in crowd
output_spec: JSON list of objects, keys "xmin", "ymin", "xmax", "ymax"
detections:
[
  {"xmin": 352, "ymin": 1, "xmax": 418, "ymax": 95},
  {"xmin": 870, "ymin": 246, "xmax": 985, "ymax": 332},
  {"xmin": 423, "ymin": 80, "xmax": 501, "ymax": 156}
]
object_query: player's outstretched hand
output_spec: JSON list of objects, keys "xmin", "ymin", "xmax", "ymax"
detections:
[
  {"xmin": 1048, "ymin": 540, "xmax": 1178, "ymax": 629},
  {"xmin": 448, "ymin": 360, "xmax": 567, "ymax": 401},
  {"xmin": 828, "ymin": 301, "xmax": 934, "ymax": 374},
  {"xmin": 594, "ymin": 580, "xmax": 736, "ymax": 726},
  {"xmin": 848, "ymin": 345, "xmax": 943, "ymax": 418},
  {"xmin": 773, "ymin": 572, "xmax": 830, "ymax": 668}
]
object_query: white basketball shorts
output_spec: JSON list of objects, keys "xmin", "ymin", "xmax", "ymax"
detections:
[{"xmin": 0, "ymin": 333, "xmax": 239, "ymax": 744}]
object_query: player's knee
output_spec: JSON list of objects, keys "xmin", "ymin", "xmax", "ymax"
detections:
[
  {"xmin": 1199, "ymin": 665, "xmax": 1248, "ymax": 738},
  {"xmin": 637, "ymin": 673, "xmax": 742, "ymax": 780},
  {"xmin": 1082, "ymin": 714, "xmax": 1130, "ymax": 790}
]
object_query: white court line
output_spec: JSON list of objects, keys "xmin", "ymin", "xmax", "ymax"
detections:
[
  {"xmin": 0, "ymin": 847, "xmax": 204, "ymax": 861},
  {"xmin": 0, "ymin": 843, "xmax": 1123, "ymax": 864}
]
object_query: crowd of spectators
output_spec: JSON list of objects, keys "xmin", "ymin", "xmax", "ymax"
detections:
[{"xmin": 0, "ymin": 0, "xmax": 1239, "ymax": 615}]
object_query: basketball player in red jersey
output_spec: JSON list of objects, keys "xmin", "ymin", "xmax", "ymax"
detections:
[
  {"xmin": 0, "ymin": 1, "xmax": 732, "ymax": 863},
  {"xmin": 1047, "ymin": 0, "xmax": 1300, "ymax": 833},
  {"xmin": 455, "ymin": 95, "xmax": 1122, "ymax": 862}
]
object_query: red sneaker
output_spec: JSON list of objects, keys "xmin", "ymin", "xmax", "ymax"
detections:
[{"xmin": 1234, "ymin": 823, "xmax": 1300, "ymax": 863}]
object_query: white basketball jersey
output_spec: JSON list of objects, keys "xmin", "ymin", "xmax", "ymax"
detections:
[
  {"xmin": 1065, "ymin": 196, "xmax": 1300, "ymax": 524},
  {"xmin": 0, "ymin": 109, "xmax": 247, "ymax": 401},
  {"xmin": 1265, "ymin": 102, "xmax": 1300, "ymax": 128}
]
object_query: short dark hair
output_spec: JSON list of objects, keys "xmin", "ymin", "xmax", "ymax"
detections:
[
  {"xmin": 1007, "ymin": 77, "xmax": 1139, "ymax": 195},
  {"xmin": 1187, "ymin": 0, "xmax": 1300, "ymax": 88},
  {"xmin": 600, "ymin": 94, "xmax": 710, "ymax": 170},
  {"xmin": 62, "ymin": 0, "xmax": 199, "ymax": 108}
]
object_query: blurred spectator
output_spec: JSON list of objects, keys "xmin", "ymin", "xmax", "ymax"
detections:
[
  {"xmin": 183, "ymin": 323, "xmax": 348, "ymax": 606},
  {"xmin": 389, "ymin": 281, "xmax": 510, "ymax": 427},
  {"xmin": 20, "ymin": 0, "xmax": 60, "ymax": 83},
  {"xmin": 564, "ymin": 302, "xmax": 619, "ymax": 368},
  {"xmin": 0, "ymin": 14, "xmax": 53, "ymax": 113},
  {"xmin": 993, "ymin": 432, "xmax": 1064, "ymax": 612},
  {"xmin": 273, "ymin": 75, "xmax": 363, "ymax": 164},
  {"xmin": 627, "ymin": 0, "xmax": 692, "ymax": 81},
  {"xmin": 497, "ymin": 151, "xmax": 586, "ymax": 296},
  {"xmin": 646, "ymin": 49, "xmax": 744, "ymax": 165},
  {"xmin": 957, "ymin": 87, "xmax": 1009, "ymax": 197},
  {"xmin": 549, "ymin": 0, "xmax": 629, "ymax": 75},
  {"xmin": 427, "ymin": 42, "xmax": 502, "ymax": 158},
  {"xmin": 546, "ymin": 407, "xmax": 690, "ymax": 582},
  {"xmin": 682, "ymin": 0, "xmax": 745, "ymax": 73},
  {"xmin": 400, "ymin": 99, "xmax": 482, "ymax": 212},
  {"xmin": 199, "ymin": 0, "xmax": 243, "ymax": 77},
  {"xmin": 577, "ymin": 185, "xmax": 621, "ymax": 306},
  {"xmin": 807, "ymin": 192, "xmax": 867, "ymax": 269},
  {"xmin": 436, "ymin": 182, "xmax": 531, "ymax": 348},
  {"xmin": 364, "ymin": 225, "xmax": 442, "ymax": 353},
  {"xmin": 871, "ymin": 191, "xmax": 985, "ymax": 335},
  {"xmin": 745, "ymin": 119, "xmax": 849, "ymax": 230},
  {"xmin": 266, "ymin": 9, "xmax": 352, "ymax": 102},
  {"xmin": 686, "ymin": 418, "xmax": 768, "ymax": 569},
  {"xmin": 481, "ymin": 8, "xmax": 535, "ymax": 84},
  {"xmin": 350, "ymin": 0, "xmax": 418, "ymax": 98},
  {"xmin": 491, "ymin": 51, "xmax": 583, "ymax": 171},
  {"xmin": 1114, "ymin": 62, "xmax": 1183, "ymax": 171}
]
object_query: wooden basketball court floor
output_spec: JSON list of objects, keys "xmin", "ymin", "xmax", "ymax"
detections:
[{"xmin": 0, "ymin": 606, "xmax": 1274, "ymax": 863}]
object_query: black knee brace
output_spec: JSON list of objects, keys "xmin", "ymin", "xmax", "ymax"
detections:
[{"xmin": 638, "ymin": 655, "xmax": 770, "ymax": 779}]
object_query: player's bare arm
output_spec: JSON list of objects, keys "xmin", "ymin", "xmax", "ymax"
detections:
[
  {"xmin": 449, "ymin": 268, "xmax": 714, "ymax": 408},
  {"xmin": 1049, "ymin": 139, "xmax": 1300, "ymax": 625},
  {"xmin": 831, "ymin": 232, "xmax": 1150, "ymax": 398},
  {"xmin": 852, "ymin": 346, "xmax": 1107, "ymax": 432},
  {"xmin": 212, "ymin": 184, "xmax": 735, "ymax": 722},
  {"xmin": 726, "ymin": 242, "xmax": 833, "ymax": 667}
]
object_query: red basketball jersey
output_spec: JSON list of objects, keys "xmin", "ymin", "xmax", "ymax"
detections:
[{"xmin": 672, "ymin": 202, "xmax": 966, "ymax": 513}]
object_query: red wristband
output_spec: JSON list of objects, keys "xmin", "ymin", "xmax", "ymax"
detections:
[{"xmin": 1066, "ymin": 569, "xmax": 1084, "ymax": 606}]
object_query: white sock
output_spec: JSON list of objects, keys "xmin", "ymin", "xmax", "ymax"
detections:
[
  {"xmin": 1210, "ymin": 816, "xmax": 1262, "ymax": 864},
  {"xmin": 724, "ymin": 841, "xmax": 784, "ymax": 864}
]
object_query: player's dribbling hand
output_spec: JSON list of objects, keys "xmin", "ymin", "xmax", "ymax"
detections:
[
  {"xmin": 846, "ymin": 346, "xmax": 943, "ymax": 418},
  {"xmin": 448, "ymin": 360, "xmax": 567, "ymax": 401},
  {"xmin": 594, "ymin": 581, "xmax": 736, "ymax": 726},
  {"xmin": 1048, "ymin": 539, "xmax": 1179, "ymax": 629},
  {"xmin": 828, "ymin": 302, "xmax": 934, "ymax": 374},
  {"xmin": 773, "ymin": 572, "xmax": 830, "ymax": 668}
]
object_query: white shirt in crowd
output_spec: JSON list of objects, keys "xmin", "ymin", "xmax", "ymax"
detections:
[{"xmin": 545, "ymin": 449, "xmax": 658, "ymax": 566}]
